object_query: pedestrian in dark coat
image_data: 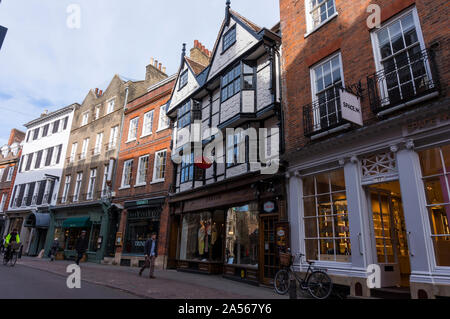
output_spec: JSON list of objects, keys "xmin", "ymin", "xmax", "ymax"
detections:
[
  {"xmin": 139, "ymin": 232, "xmax": 158, "ymax": 278},
  {"xmin": 75, "ymin": 231, "xmax": 89, "ymax": 265}
]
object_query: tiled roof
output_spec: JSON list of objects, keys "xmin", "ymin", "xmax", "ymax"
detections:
[
  {"xmin": 230, "ymin": 9, "xmax": 262, "ymax": 33},
  {"xmin": 185, "ymin": 56, "xmax": 208, "ymax": 75}
]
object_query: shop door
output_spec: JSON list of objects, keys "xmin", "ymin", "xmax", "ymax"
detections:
[
  {"xmin": 167, "ymin": 215, "xmax": 180, "ymax": 269},
  {"xmin": 260, "ymin": 214, "xmax": 279, "ymax": 285},
  {"xmin": 368, "ymin": 181, "xmax": 411, "ymax": 287}
]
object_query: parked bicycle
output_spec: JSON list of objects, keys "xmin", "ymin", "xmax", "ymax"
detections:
[
  {"xmin": 274, "ymin": 250, "xmax": 333, "ymax": 299},
  {"xmin": 3, "ymin": 242, "xmax": 21, "ymax": 267}
]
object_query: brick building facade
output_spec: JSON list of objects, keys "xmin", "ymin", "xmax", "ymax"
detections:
[
  {"xmin": 280, "ymin": 0, "xmax": 450, "ymax": 298},
  {"xmin": 113, "ymin": 74, "xmax": 176, "ymax": 268},
  {"xmin": 0, "ymin": 129, "xmax": 24, "ymax": 236},
  {"xmin": 44, "ymin": 60, "xmax": 168, "ymax": 263}
]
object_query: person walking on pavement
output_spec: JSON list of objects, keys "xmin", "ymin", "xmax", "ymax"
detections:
[
  {"xmin": 75, "ymin": 230, "xmax": 89, "ymax": 265},
  {"xmin": 48, "ymin": 237, "xmax": 60, "ymax": 261},
  {"xmin": 139, "ymin": 232, "xmax": 158, "ymax": 279}
]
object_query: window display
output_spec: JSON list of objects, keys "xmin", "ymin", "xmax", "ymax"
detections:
[
  {"xmin": 65, "ymin": 228, "xmax": 91, "ymax": 251},
  {"xmin": 303, "ymin": 169, "xmax": 351, "ymax": 262},
  {"xmin": 124, "ymin": 212, "xmax": 160, "ymax": 255},
  {"xmin": 419, "ymin": 145, "xmax": 450, "ymax": 266},
  {"xmin": 225, "ymin": 202, "xmax": 259, "ymax": 268},
  {"xmin": 179, "ymin": 211, "xmax": 224, "ymax": 262}
]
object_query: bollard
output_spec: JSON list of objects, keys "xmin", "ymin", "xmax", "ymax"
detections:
[{"xmin": 289, "ymin": 279, "xmax": 297, "ymax": 299}]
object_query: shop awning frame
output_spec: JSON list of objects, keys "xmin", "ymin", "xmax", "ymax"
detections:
[{"xmin": 24, "ymin": 212, "xmax": 51, "ymax": 229}]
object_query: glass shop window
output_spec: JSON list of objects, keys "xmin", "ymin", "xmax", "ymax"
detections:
[
  {"xmin": 179, "ymin": 211, "xmax": 225, "ymax": 262},
  {"xmin": 302, "ymin": 168, "xmax": 351, "ymax": 262},
  {"xmin": 124, "ymin": 218, "xmax": 160, "ymax": 255},
  {"xmin": 419, "ymin": 145, "xmax": 450, "ymax": 267},
  {"xmin": 225, "ymin": 202, "xmax": 259, "ymax": 268},
  {"xmin": 64, "ymin": 228, "xmax": 91, "ymax": 251}
]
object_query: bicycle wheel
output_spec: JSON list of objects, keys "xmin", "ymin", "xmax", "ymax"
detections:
[
  {"xmin": 9, "ymin": 252, "xmax": 17, "ymax": 267},
  {"xmin": 274, "ymin": 269, "xmax": 291, "ymax": 295},
  {"xmin": 307, "ymin": 271, "xmax": 333, "ymax": 299},
  {"xmin": 3, "ymin": 251, "xmax": 9, "ymax": 266}
]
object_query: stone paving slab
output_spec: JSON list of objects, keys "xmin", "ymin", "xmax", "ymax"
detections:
[{"xmin": 16, "ymin": 257, "xmax": 287, "ymax": 299}]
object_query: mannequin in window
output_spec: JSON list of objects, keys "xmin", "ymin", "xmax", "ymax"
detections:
[{"xmin": 198, "ymin": 220, "xmax": 206, "ymax": 258}]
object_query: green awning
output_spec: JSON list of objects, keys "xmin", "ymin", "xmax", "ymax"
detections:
[{"xmin": 62, "ymin": 217, "xmax": 91, "ymax": 228}]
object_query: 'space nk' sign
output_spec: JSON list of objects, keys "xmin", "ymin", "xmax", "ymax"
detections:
[
  {"xmin": 0, "ymin": 26, "xmax": 7, "ymax": 52},
  {"xmin": 340, "ymin": 88, "xmax": 363, "ymax": 126}
]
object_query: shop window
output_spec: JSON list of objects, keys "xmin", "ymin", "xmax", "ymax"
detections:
[
  {"xmin": 179, "ymin": 211, "xmax": 224, "ymax": 262},
  {"xmin": 53, "ymin": 227, "xmax": 65, "ymax": 250},
  {"xmin": 225, "ymin": 203, "xmax": 259, "ymax": 267},
  {"xmin": 302, "ymin": 168, "xmax": 351, "ymax": 262},
  {"xmin": 64, "ymin": 228, "xmax": 91, "ymax": 251},
  {"xmin": 89, "ymin": 224, "xmax": 101, "ymax": 252},
  {"xmin": 419, "ymin": 145, "xmax": 450, "ymax": 266},
  {"xmin": 124, "ymin": 210, "xmax": 160, "ymax": 255}
]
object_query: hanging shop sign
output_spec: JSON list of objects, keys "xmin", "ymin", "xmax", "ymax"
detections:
[
  {"xmin": 115, "ymin": 232, "xmax": 123, "ymax": 247},
  {"xmin": 340, "ymin": 88, "xmax": 363, "ymax": 126},
  {"xmin": 263, "ymin": 201, "xmax": 276, "ymax": 213},
  {"xmin": 275, "ymin": 222, "xmax": 290, "ymax": 249}
]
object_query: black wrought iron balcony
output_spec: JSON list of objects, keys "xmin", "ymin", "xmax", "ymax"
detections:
[
  {"xmin": 303, "ymin": 87, "xmax": 349, "ymax": 137},
  {"xmin": 367, "ymin": 48, "xmax": 440, "ymax": 116}
]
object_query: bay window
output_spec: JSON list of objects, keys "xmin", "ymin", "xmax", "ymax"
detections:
[
  {"xmin": 303, "ymin": 169, "xmax": 351, "ymax": 262},
  {"xmin": 418, "ymin": 145, "xmax": 450, "ymax": 267}
]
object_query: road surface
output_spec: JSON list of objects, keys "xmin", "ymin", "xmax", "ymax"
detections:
[{"xmin": 0, "ymin": 263, "xmax": 140, "ymax": 299}]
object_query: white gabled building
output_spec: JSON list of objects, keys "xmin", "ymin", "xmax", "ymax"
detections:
[
  {"xmin": 166, "ymin": 2, "xmax": 286, "ymax": 285},
  {"xmin": 6, "ymin": 104, "xmax": 78, "ymax": 256}
]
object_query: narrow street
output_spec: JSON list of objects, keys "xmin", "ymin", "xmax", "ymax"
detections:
[
  {"xmin": 0, "ymin": 262, "xmax": 139, "ymax": 299},
  {"xmin": 3, "ymin": 257, "xmax": 286, "ymax": 299}
]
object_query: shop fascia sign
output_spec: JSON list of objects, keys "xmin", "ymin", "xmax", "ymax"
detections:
[{"xmin": 340, "ymin": 88, "xmax": 363, "ymax": 126}]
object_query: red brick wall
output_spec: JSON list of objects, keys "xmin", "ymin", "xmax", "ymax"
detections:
[
  {"xmin": 113, "ymin": 79, "xmax": 175, "ymax": 256},
  {"xmin": 280, "ymin": 0, "xmax": 450, "ymax": 153}
]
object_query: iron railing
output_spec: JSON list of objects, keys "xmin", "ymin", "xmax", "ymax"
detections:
[{"xmin": 367, "ymin": 48, "xmax": 439, "ymax": 114}]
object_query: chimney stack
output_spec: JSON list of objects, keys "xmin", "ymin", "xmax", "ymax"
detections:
[
  {"xmin": 190, "ymin": 39, "xmax": 211, "ymax": 67},
  {"xmin": 145, "ymin": 56, "xmax": 168, "ymax": 85}
]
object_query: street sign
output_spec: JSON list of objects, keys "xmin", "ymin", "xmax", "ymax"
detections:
[
  {"xmin": 0, "ymin": 26, "xmax": 7, "ymax": 52},
  {"xmin": 340, "ymin": 88, "xmax": 363, "ymax": 126}
]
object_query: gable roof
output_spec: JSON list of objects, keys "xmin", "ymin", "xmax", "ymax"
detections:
[
  {"xmin": 185, "ymin": 56, "xmax": 208, "ymax": 75},
  {"xmin": 230, "ymin": 9, "xmax": 262, "ymax": 33}
]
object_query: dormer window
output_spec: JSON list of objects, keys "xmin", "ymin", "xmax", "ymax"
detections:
[
  {"xmin": 179, "ymin": 70, "xmax": 188, "ymax": 90},
  {"xmin": 222, "ymin": 25, "xmax": 236, "ymax": 52}
]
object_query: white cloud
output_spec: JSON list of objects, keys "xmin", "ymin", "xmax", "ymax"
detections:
[{"xmin": 0, "ymin": 0, "xmax": 280, "ymax": 139}]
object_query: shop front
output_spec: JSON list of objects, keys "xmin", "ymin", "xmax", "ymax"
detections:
[
  {"xmin": 4, "ymin": 211, "xmax": 32, "ymax": 254},
  {"xmin": 44, "ymin": 202, "xmax": 114, "ymax": 263},
  {"xmin": 24, "ymin": 210, "xmax": 51, "ymax": 256},
  {"xmin": 287, "ymin": 107, "xmax": 450, "ymax": 298},
  {"xmin": 118, "ymin": 197, "xmax": 164, "ymax": 267},
  {"xmin": 169, "ymin": 177, "xmax": 286, "ymax": 285}
]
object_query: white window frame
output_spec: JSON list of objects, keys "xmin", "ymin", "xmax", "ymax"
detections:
[
  {"xmin": 81, "ymin": 112, "xmax": 89, "ymax": 126},
  {"xmin": 106, "ymin": 98, "xmax": 116, "ymax": 114},
  {"xmin": 370, "ymin": 7, "xmax": 431, "ymax": 106},
  {"xmin": 309, "ymin": 52, "xmax": 345, "ymax": 131},
  {"xmin": 305, "ymin": 0, "xmax": 338, "ymax": 36},
  {"xmin": 136, "ymin": 155, "xmax": 149, "ymax": 186},
  {"xmin": 95, "ymin": 105, "xmax": 101, "ymax": 120},
  {"xmin": 94, "ymin": 132, "xmax": 103, "ymax": 155},
  {"xmin": 22, "ymin": 184, "xmax": 30, "ymax": 207},
  {"xmin": 70, "ymin": 143, "xmax": 78, "ymax": 163},
  {"xmin": 101, "ymin": 164, "xmax": 110, "ymax": 198},
  {"xmin": 62, "ymin": 175, "xmax": 71, "ymax": 203},
  {"xmin": 6, "ymin": 166, "xmax": 14, "ymax": 182},
  {"xmin": 81, "ymin": 138, "xmax": 89, "ymax": 159},
  {"xmin": 86, "ymin": 169, "xmax": 97, "ymax": 200},
  {"xmin": 157, "ymin": 104, "xmax": 170, "ymax": 132},
  {"xmin": 0, "ymin": 167, "xmax": 5, "ymax": 180},
  {"xmin": 152, "ymin": 150, "xmax": 167, "ymax": 184},
  {"xmin": 141, "ymin": 110, "xmax": 154, "ymax": 137},
  {"xmin": 127, "ymin": 117, "xmax": 139, "ymax": 142},
  {"xmin": 109, "ymin": 126, "xmax": 119, "ymax": 150},
  {"xmin": 0, "ymin": 193, "xmax": 6, "ymax": 212},
  {"xmin": 73, "ymin": 173, "xmax": 83, "ymax": 202},
  {"xmin": 121, "ymin": 159, "xmax": 133, "ymax": 189}
]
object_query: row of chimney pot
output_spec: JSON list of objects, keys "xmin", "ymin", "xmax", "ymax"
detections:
[{"xmin": 194, "ymin": 39, "xmax": 211, "ymax": 57}]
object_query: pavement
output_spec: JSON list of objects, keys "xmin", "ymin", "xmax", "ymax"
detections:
[{"xmin": 11, "ymin": 256, "xmax": 288, "ymax": 299}]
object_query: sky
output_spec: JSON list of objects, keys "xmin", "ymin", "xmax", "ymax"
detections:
[{"xmin": 0, "ymin": 0, "xmax": 280, "ymax": 146}]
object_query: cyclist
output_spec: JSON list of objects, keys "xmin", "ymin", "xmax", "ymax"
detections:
[{"xmin": 4, "ymin": 229, "xmax": 20, "ymax": 260}]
